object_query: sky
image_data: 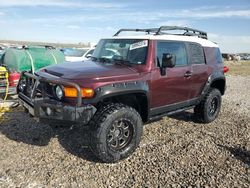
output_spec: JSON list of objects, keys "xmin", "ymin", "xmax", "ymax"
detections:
[{"xmin": 0, "ymin": 0, "xmax": 250, "ymax": 53}]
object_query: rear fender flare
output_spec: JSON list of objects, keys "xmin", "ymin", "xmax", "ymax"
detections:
[{"xmin": 201, "ymin": 71, "xmax": 225, "ymax": 98}]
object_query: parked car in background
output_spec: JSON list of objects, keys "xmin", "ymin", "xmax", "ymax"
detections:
[
  {"xmin": 62, "ymin": 47, "xmax": 95, "ymax": 62},
  {"xmin": 243, "ymin": 55, "xmax": 250, "ymax": 60},
  {"xmin": 234, "ymin": 54, "xmax": 241, "ymax": 61}
]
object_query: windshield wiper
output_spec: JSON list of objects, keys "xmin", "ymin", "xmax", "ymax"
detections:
[
  {"xmin": 99, "ymin": 57, "xmax": 111, "ymax": 63},
  {"xmin": 112, "ymin": 59, "xmax": 132, "ymax": 67},
  {"xmin": 91, "ymin": 57, "xmax": 111, "ymax": 63}
]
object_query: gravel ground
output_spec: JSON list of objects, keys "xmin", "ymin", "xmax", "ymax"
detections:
[{"xmin": 0, "ymin": 75, "xmax": 249, "ymax": 187}]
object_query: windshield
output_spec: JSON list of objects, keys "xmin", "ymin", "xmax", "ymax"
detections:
[
  {"xmin": 63, "ymin": 48, "xmax": 89, "ymax": 57},
  {"xmin": 92, "ymin": 39, "xmax": 148, "ymax": 65}
]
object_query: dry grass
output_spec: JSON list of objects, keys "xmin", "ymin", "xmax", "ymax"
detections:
[
  {"xmin": 224, "ymin": 61, "xmax": 250, "ymax": 76},
  {"xmin": 0, "ymin": 107, "xmax": 10, "ymax": 123}
]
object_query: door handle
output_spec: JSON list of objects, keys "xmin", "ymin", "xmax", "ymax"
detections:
[{"xmin": 184, "ymin": 71, "xmax": 192, "ymax": 77}]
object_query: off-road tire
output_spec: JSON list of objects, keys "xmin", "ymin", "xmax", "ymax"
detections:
[
  {"xmin": 194, "ymin": 88, "xmax": 221, "ymax": 123},
  {"xmin": 89, "ymin": 103, "xmax": 143, "ymax": 163}
]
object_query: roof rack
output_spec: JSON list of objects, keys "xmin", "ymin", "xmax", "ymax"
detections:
[
  {"xmin": 113, "ymin": 26, "xmax": 208, "ymax": 39},
  {"xmin": 156, "ymin": 26, "xmax": 207, "ymax": 39},
  {"xmin": 113, "ymin": 28, "xmax": 159, "ymax": 36}
]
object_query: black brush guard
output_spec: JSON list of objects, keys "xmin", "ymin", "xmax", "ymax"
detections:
[{"xmin": 17, "ymin": 71, "xmax": 96, "ymax": 124}]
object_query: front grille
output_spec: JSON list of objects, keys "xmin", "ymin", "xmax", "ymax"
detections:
[
  {"xmin": 21, "ymin": 77, "xmax": 55, "ymax": 100},
  {"xmin": 42, "ymin": 83, "xmax": 54, "ymax": 97}
]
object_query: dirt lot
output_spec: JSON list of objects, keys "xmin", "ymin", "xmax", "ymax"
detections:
[{"xmin": 0, "ymin": 74, "xmax": 250, "ymax": 187}]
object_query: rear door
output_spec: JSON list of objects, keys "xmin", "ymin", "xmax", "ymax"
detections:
[{"xmin": 186, "ymin": 42, "xmax": 209, "ymax": 98}]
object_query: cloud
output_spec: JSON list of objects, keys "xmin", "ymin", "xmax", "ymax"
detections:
[
  {"xmin": 79, "ymin": 3, "xmax": 123, "ymax": 9},
  {"xmin": 179, "ymin": 9, "xmax": 250, "ymax": 19},
  {"xmin": 120, "ymin": 8, "xmax": 250, "ymax": 22},
  {"xmin": 0, "ymin": 12, "xmax": 5, "ymax": 16},
  {"xmin": 2, "ymin": 5, "xmax": 250, "ymax": 27},
  {"xmin": 0, "ymin": 0, "xmax": 124, "ymax": 9},
  {"xmin": 20, "ymin": 15, "xmax": 111, "ymax": 27},
  {"xmin": 158, "ymin": 20, "xmax": 191, "ymax": 27},
  {"xmin": 133, "ymin": 9, "xmax": 250, "ymax": 21},
  {"xmin": 208, "ymin": 33, "xmax": 219, "ymax": 38},
  {"xmin": 101, "ymin": 8, "xmax": 250, "ymax": 24},
  {"xmin": 67, "ymin": 25, "xmax": 80, "ymax": 29},
  {"xmin": 87, "ymin": 26, "xmax": 115, "ymax": 32},
  {"xmin": 210, "ymin": 34, "xmax": 250, "ymax": 44},
  {"xmin": 0, "ymin": 0, "xmax": 79, "ymax": 7},
  {"xmin": 209, "ymin": 34, "xmax": 250, "ymax": 53},
  {"xmin": 5, "ymin": 7, "xmax": 250, "ymax": 30}
]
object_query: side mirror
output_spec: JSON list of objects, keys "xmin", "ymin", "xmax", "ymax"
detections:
[
  {"xmin": 162, "ymin": 53, "xmax": 176, "ymax": 68},
  {"xmin": 160, "ymin": 53, "xmax": 176, "ymax": 76},
  {"xmin": 86, "ymin": 54, "xmax": 92, "ymax": 58}
]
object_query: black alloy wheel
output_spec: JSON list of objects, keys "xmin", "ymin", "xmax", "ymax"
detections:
[
  {"xmin": 107, "ymin": 118, "xmax": 134, "ymax": 151},
  {"xmin": 194, "ymin": 88, "xmax": 222, "ymax": 123},
  {"xmin": 208, "ymin": 97, "xmax": 219, "ymax": 117}
]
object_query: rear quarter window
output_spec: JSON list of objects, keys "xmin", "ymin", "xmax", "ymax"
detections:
[
  {"xmin": 215, "ymin": 48, "xmax": 223, "ymax": 64},
  {"xmin": 187, "ymin": 43, "xmax": 205, "ymax": 64},
  {"xmin": 204, "ymin": 47, "xmax": 223, "ymax": 65}
]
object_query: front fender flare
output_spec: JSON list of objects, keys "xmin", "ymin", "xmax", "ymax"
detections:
[{"xmin": 85, "ymin": 81, "xmax": 149, "ymax": 104}]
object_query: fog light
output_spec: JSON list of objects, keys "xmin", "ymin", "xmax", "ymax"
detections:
[
  {"xmin": 55, "ymin": 85, "xmax": 63, "ymax": 100},
  {"xmin": 46, "ymin": 107, "xmax": 52, "ymax": 116},
  {"xmin": 18, "ymin": 82, "xmax": 26, "ymax": 92}
]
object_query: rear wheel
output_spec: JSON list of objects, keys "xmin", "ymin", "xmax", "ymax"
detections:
[
  {"xmin": 194, "ymin": 88, "xmax": 221, "ymax": 123},
  {"xmin": 89, "ymin": 103, "xmax": 143, "ymax": 163}
]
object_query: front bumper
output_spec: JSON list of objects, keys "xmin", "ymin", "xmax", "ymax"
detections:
[{"xmin": 18, "ymin": 71, "xmax": 96, "ymax": 124}]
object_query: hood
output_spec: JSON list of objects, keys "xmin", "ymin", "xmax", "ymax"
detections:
[{"xmin": 40, "ymin": 60, "xmax": 139, "ymax": 81}]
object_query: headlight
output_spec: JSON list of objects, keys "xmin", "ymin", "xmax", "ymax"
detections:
[
  {"xmin": 55, "ymin": 85, "xmax": 63, "ymax": 100},
  {"xmin": 18, "ymin": 82, "xmax": 26, "ymax": 92}
]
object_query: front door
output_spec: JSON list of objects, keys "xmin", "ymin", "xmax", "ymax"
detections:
[{"xmin": 150, "ymin": 41, "xmax": 193, "ymax": 110}]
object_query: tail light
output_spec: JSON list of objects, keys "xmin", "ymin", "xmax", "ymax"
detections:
[
  {"xmin": 8, "ymin": 71, "xmax": 21, "ymax": 86},
  {"xmin": 223, "ymin": 66, "xmax": 229, "ymax": 73}
]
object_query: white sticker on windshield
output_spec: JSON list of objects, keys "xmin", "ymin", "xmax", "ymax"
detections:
[{"xmin": 130, "ymin": 40, "xmax": 148, "ymax": 50}]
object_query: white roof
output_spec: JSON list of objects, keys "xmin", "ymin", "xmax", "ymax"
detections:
[{"xmin": 106, "ymin": 34, "xmax": 218, "ymax": 48}]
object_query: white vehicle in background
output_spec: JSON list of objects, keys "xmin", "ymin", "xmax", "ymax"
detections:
[
  {"xmin": 63, "ymin": 47, "xmax": 95, "ymax": 62},
  {"xmin": 234, "ymin": 54, "xmax": 241, "ymax": 61}
]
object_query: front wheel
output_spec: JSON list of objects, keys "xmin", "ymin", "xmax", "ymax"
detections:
[
  {"xmin": 194, "ymin": 88, "xmax": 222, "ymax": 123},
  {"xmin": 89, "ymin": 103, "xmax": 143, "ymax": 163}
]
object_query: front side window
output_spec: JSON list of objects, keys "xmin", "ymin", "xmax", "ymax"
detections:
[
  {"xmin": 92, "ymin": 39, "xmax": 148, "ymax": 65},
  {"xmin": 157, "ymin": 41, "xmax": 188, "ymax": 67}
]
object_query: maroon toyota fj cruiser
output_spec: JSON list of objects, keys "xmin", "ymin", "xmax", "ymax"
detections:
[{"xmin": 17, "ymin": 26, "xmax": 228, "ymax": 162}]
